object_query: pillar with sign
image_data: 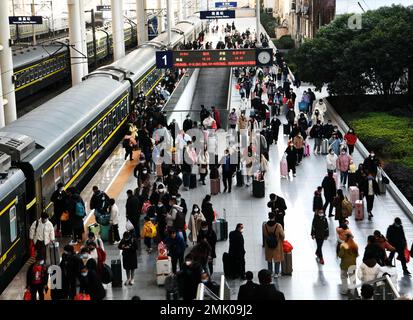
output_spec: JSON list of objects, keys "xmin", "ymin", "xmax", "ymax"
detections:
[
  {"xmin": 68, "ymin": 0, "xmax": 84, "ymax": 86},
  {"xmin": 111, "ymin": 0, "xmax": 125, "ymax": 61},
  {"xmin": 0, "ymin": 0, "xmax": 17, "ymax": 125},
  {"xmin": 136, "ymin": 0, "xmax": 148, "ymax": 45}
]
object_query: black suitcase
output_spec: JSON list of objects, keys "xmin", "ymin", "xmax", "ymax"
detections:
[
  {"xmin": 283, "ymin": 124, "xmax": 290, "ymax": 135},
  {"xmin": 236, "ymin": 170, "xmax": 244, "ymax": 187},
  {"xmin": 222, "ymin": 252, "xmax": 234, "ymax": 278},
  {"xmin": 253, "ymin": 180, "xmax": 265, "ymax": 198},
  {"xmin": 111, "ymin": 259, "xmax": 122, "ymax": 287},
  {"xmin": 189, "ymin": 174, "xmax": 197, "ymax": 189}
]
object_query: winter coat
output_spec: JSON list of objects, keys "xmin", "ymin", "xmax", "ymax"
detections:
[
  {"xmin": 260, "ymin": 155, "xmax": 269, "ymax": 172},
  {"xmin": 166, "ymin": 235, "xmax": 186, "ymax": 258},
  {"xmin": 311, "ymin": 215, "xmax": 329, "ymax": 239},
  {"xmin": 188, "ymin": 212, "xmax": 205, "ymax": 243},
  {"xmin": 338, "ymin": 243, "xmax": 358, "ymax": 271},
  {"xmin": 322, "ymin": 176, "xmax": 337, "ymax": 200},
  {"xmin": 166, "ymin": 204, "xmax": 184, "ymax": 229},
  {"xmin": 293, "ymin": 135, "xmax": 304, "ymax": 149},
  {"xmin": 285, "ymin": 146, "xmax": 298, "ymax": 164},
  {"xmin": 329, "ymin": 138, "xmax": 342, "ymax": 156},
  {"xmin": 363, "ymin": 243, "xmax": 386, "ymax": 266},
  {"xmin": 337, "ymin": 154, "xmax": 352, "ymax": 172},
  {"xmin": 326, "ymin": 153, "xmax": 338, "ymax": 171},
  {"xmin": 374, "ymin": 235, "xmax": 395, "ymax": 252},
  {"xmin": 125, "ymin": 195, "xmax": 140, "ymax": 225},
  {"xmin": 360, "ymin": 178, "xmax": 380, "ymax": 197},
  {"xmin": 26, "ymin": 262, "xmax": 48, "ymax": 287},
  {"xmin": 29, "ymin": 219, "xmax": 55, "ymax": 245},
  {"xmin": 198, "ymin": 229, "xmax": 217, "ymax": 259},
  {"xmin": 228, "ymin": 112, "xmax": 238, "ymax": 126},
  {"xmin": 314, "ymin": 102, "xmax": 327, "ymax": 115},
  {"xmin": 109, "ymin": 204, "xmax": 119, "ymax": 225},
  {"xmin": 386, "ymin": 224, "xmax": 407, "ymax": 250},
  {"xmin": 254, "ymin": 284, "xmax": 285, "ymax": 300},
  {"xmin": 357, "ymin": 260, "xmax": 381, "ymax": 283},
  {"xmin": 79, "ymin": 269, "xmax": 106, "ymax": 300},
  {"xmin": 201, "ymin": 201, "xmax": 214, "ymax": 227},
  {"xmin": 118, "ymin": 237, "xmax": 138, "ymax": 270},
  {"xmin": 333, "ymin": 196, "xmax": 345, "ymax": 221},
  {"xmin": 263, "ymin": 221, "xmax": 285, "ymax": 262},
  {"xmin": 344, "ymin": 132, "xmax": 357, "ymax": 146},
  {"xmin": 313, "ymin": 193, "xmax": 324, "ymax": 212},
  {"xmin": 228, "ymin": 230, "xmax": 245, "ymax": 258},
  {"xmin": 336, "ymin": 227, "xmax": 353, "ymax": 242},
  {"xmin": 237, "ymin": 280, "xmax": 259, "ymax": 300},
  {"xmin": 363, "ymin": 156, "xmax": 380, "ymax": 176}
]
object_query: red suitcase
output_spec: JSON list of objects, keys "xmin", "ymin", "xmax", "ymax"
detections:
[
  {"xmin": 210, "ymin": 178, "xmax": 220, "ymax": 195},
  {"xmin": 355, "ymin": 200, "xmax": 364, "ymax": 221},
  {"xmin": 349, "ymin": 186, "xmax": 359, "ymax": 206}
]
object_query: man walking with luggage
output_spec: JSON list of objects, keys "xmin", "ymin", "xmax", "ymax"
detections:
[
  {"xmin": 229, "ymin": 223, "xmax": 246, "ymax": 279},
  {"xmin": 322, "ymin": 172, "xmax": 337, "ymax": 217},
  {"xmin": 386, "ymin": 218, "xmax": 411, "ymax": 276},
  {"xmin": 359, "ymin": 172, "xmax": 380, "ymax": 220},
  {"xmin": 29, "ymin": 212, "xmax": 55, "ymax": 260}
]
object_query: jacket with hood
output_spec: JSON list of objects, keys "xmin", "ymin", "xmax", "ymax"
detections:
[
  {"xmin": 167, "ymin": 204, "xmax": 184, "ymax": 229},
  {"xmin": 357, "ymin": 258, "xmax": 381, "ymax": 283}
]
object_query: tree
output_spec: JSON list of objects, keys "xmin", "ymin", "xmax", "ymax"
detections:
[{"xmin": 290, "ymin": 5, "xmax": 413, "ymax": 95}]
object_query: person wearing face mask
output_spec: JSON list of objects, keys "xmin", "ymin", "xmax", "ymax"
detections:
[
  {"xmin": 201, "ymin": 195, "xmax": 215, "ymax": 229},
  {"xmin": 359, "ymin": 172, "xmax": 380, "ymax": 220},
  {"xmin": 197, "ymin": 146, "xmax": 209, "ymax": 185},
  {"xmin": 284, "ymin": 141, "xmax": 298, "ymax": 177},
  {"xmin": 179, "ymin": 253, "xmax": 203, "ymax": 301},
  {"xmin": 344, "ymin": 128, "xmax": 358, "ymax": 156},
  {"xmin": 58, "ymin": 245, "xmax": 82, "ymax": 300},
  {"xmin": 164, "ymin": 169, "xmax": 182, "ymax": 196},
  {"xmin": 134, "ymin": 157, "xmax": 151, "ymax": 189},
  {"xmin": 198, "ymin": 222, "xmax": 217, "ymax": 275},
  {"xmin": 155, "ymin": 200, "xmax": 168, "ymax": 241},
  {"xmin": 311, "ymin": 209, "xmax": 329, "ymax": 265},
  {"xmin": 270, "ymin": 115, "xmax": 281, "ymax": 144},
  {"xmin": 118, "ymin": 231, "xmax": 139, "ymax": 285},
  {"xmin": 29, "ymin": 212, "xmax": 55, "ymax": 260},
  {"xmin": 183, "ymin": 114, "xmax": 193, "ymax": 132},
  {"xmin": 293, "ymin": 132, "xmax": 304, "ymax": 165},
  {"xmin": 79, "ymin": 261, "xmax": 106, "ymax": 300},
  {"xmin": 362, "ymin": 151, "xmax": 381, "ymax": 177},
  {"xmin": 228, "ymin": 108, "xmax": 238, "ymax": 130},
  {"xmin": 322, "ymin": 171, "xmax": 338, "ymax": 217},
  {"xmin": 312, "ymin": 187, "xmax": 324, "ymax": 213},
  {"xmin": 263, "ymin": 212, "xmax": 285, "ymax": 277},
  {"xmin": 166, "ymin": 228, "xmax": 186, "ymax": 274},
  {"xmin": 337, "ymin": 148, "xmax": 352, "ymax": 187},
  {"xmin": 199, "ymin": 271, "xmax": 220, "ymax": 296},
  {"xmin": 328, "ymin": 134, "xmax": 342, "ymax": 156},
  {"xmin": 188, "ymin": 205, "xmax": 206, "ymax": 245},
  {"xmin": 26, "ymin": 254, "xmax": 48, "ymax": 300},
  {"xmin": 326, "ymin": 148, "xmax": 338, "ymax": 174},
  {"xmin": 228, "ymin": 223, "xmax": 246, "ymax": 279},
  {"xmin": 386, "ymin": 218, "xmax": 411, "ymax": 276},
  {"xmin": 50, "ymin": 182, "xmax": 68, "ymax": 237}
]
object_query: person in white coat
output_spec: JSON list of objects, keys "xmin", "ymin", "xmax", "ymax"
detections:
[
  {"xmin": 326, "ymin": 149, "xmax": 338, "ymax": 174},
  {"xmin": 29, "ymin": 212, "xmax": 55, "ymax": 260},
  {"xmin": 357, "ymin": 257, "xmax": 381, "ymax": 283},
  {"xmin": 187, "ymin": 204, "xmax": 206, "ymax": 245},
  {"xmin": 109, "ymin": 198, "xmax": 121, "ymax": 244},
  {"xmin": 313, "ymin": 99, "xmax": 327, "ymax": 116}
]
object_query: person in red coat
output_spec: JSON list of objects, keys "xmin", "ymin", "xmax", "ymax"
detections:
[
  {"xmin": 344, "ymin": 128, "xmax": 358, "ymax": 155},
  {"xmin": 211, "ymin": 106, "xmax": 221, "ymax": 129}
]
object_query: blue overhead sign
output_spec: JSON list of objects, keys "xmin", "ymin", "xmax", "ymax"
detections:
[
  {"xmin": 156, "ymin": 51, "xmax": 173, "ymax": 69},
  {"xmin": 215, "ymin": 2, "xmax": 237, "ymax": 8},
  {"xmin": 200, "ymin": 10, "xmax": 236, "ymax": 19}
]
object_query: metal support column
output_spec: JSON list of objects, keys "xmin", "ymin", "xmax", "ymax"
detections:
[
  {"xmin": 177, "ymin": 0, "xmax": 183, "ymax": 21},
  {"xmin": 79, "ymin": 0, "xmax": 88, "ymax": 75},
  {"xmin": 111, "ymin": 0, "xmax": 125, "ymax": 61},
  {"xmin": 31, "ymin": 0, "xmax": 37, "ymax": 45},
  {"xmin": 0, "ymin": 45, "xmax": 5, "ymax": 127},
  {"xmin": 0, "ymin": 0, "xmax": 17, "ymax": 124},
  {"xmin": 157, "ymin": 0, "xmax": 165, "ymax": 33},
  {"xmin": 137, "ymin": 0, "xmax": 147, "ymax": 45},
  {"xmin": 68, "ymin": 0, "xmax": 84, "ymax": 86},
  {"xmin": 256, "ymin": 0, "xmax": 261, "ymax": 44},
  {"xmin": 91, "ymin": 9, "xmax": 97, "ymax": 68},
  {"xmin": 167, "ymin": 0, "xmax": 173, "ymax": 46}
]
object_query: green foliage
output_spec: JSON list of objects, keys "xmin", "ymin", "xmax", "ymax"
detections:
[
  {"xmin": 273, "ymin": 35, "xmax": 295, "ymax": 50},
  {"xmin": 290, "ymin": 5, "xmax": 413, "ymax": 95},
  {"xmin": 260, "ymin": 10, "xmax": 277, "ymax": 38}
]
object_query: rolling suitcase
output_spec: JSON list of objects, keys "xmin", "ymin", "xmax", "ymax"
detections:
[
  {"xmin": 321, "ymin": 139, "xmax": 329, "ymax": 155},
  {"xmin": 46, "ymin": 242, "xmax": 60, "ymax": 266},
  {"xmin": 189, "ymin": 174, "xmax": 197, "ymax": 189},
  {"xmin": 157, "ymin": 257, "xmax": 172, "ymax": 285},
  {"xmin": 111, "ymin": 259, "xmax": 122, "ymax": 287},
  {"xmin": 304, "ymin": 144, "xmax": 310, "ymax": 157},
  {"xmin": 252, "ymin": 179, "xmax": 265, "ymax": 198},
  {"xmin": 283, "ymin": 124, "xmax": 290, "ymax": 135},
  {"xmin": 280, "ymin": 158, "xmax": 288, "ymax": 177},
  {"xmin": 100, "ymin": 224, "xmax": 111, "ymax": 242},
  {"xmin": 281, "ymin": 252, "xmax": 293, "ymax": 275},
  {"xmin": 236, "ymin": 170, "xmax": 244, "ymax": 187},
  {"xmin": 210, "ymin": 178, "xmax": 220, "ymax": 195},
  {"xmin": 212, "ymin": 219, "xmax": 222, "ymax": 241},
  {"xmin": 262, "ymin": 222, "xmax": 266, "ymax": 247},
  {"xmin": 222, "ymin": 252, "xmax": 234, "ymax": 278},
  {"xmin": 355, "ymin": 200, "xmax": 364, "ymax": 221},
  {"xmin": 214, "ymin": 218, "xmax": 228, "ymax": 241},
  {"xmin": 349, "ymin": 186, "xmax": 359, "ymax": 206},
  {"xmin": 377, "ymin": 178, "xmax": 386, "ymax": 195}
]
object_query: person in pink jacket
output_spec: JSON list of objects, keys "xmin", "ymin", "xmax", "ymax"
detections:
[{"xmin": 336, "ymin": 149, "xmax": 352, "ymax": 187}]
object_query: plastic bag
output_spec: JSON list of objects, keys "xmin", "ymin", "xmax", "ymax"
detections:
[
  {"xmin": 283, "ymin": 240, "xmax": 293, "ymax": 253},
  {"xmin": 23, "ymin": 289, "xmax": 31, "ymax": 301}
]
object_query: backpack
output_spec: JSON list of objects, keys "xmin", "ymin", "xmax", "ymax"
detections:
[
  {"xmin": 96, "ymin": 191, "xmax": 109, "ymax": 212},
  {"xmin": 342, "ymin": 197, "xmax": 353, "ymax": 217},
  {"xmin": 265, "ymin": 224, "xmax": 278, "ymax": 249},
  {"xmin": 75, "ymin": 201, "xmax": 86, "ymax": 217}
]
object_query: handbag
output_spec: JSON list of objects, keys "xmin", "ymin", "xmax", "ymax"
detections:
[
  {"xmin": 74, "ymin": 293, "xmax": 91, "ymax": 300},
  {"xmin": 60, "ymin": 211, "xmax": 69, "ymax": 222},
  {"xmin": 23, "ymin": 289, "xmax": 31, "ymax": 301}
]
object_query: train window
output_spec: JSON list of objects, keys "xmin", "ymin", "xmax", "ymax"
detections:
[
  {"xmin": 9, "ymin": 206, "xmax": 17, "ymax": 243},
  {"xmin": 121, "ymin": 104, "xmax": 125, "ymax": 119},
  {"xmin": 63, "ymin": 155, "xmax": 70, "ymax": 183},
  {"xmin": 92, "ymin": 128, "xmax": 97, "ymax": 152},
  {"xmin": 97, "ymin": 123, "xmax": 103, "ymax": 145},
  {"xmin": 85, "ymin": 133, "xmax": 92, "ymax": 158},
  {"xmin": 70, "ymin": 147, "xmax": 78, "ymax": 174},
  {"xmin": 53, "ymin": 163, "xmax": 62, "ymax": 186},
  {"xmin": 103, "ymin": 118, "xmax": 108, "ymax": 139},
  {"xmin": 112, "ymin": 111, "xmax": 117, "ymax": 128},
  {"xmin": 108, "ymin": 112, "xmax": 113, "ymax": 133},
  {"xmin": 78, "ymin": 140, "xmax": 85, "ymax": 166}
]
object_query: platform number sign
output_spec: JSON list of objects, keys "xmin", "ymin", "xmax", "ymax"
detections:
[{"xmin": 156, "ymin": 51, "xmax": 173, "ymax": 69}]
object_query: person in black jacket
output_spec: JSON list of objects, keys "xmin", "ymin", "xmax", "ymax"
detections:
[
  {"xmin": 198, "ymin": 221, "xmax": 217, "ymax": 275},
  {"xmin": 255, "ymin": 269, "xmax": 285, "ymax": 300},
  {"xmin": 322, "ymin": 172, "xmax": 337, "ymax": 217},
  {"xmin": 311, "ymin": 209, "xmax": 329, "ymax": 265},
  {"xmin": 118, "ymin": 231, "xmax": 139, "ymax": 285},
  {"xmin": 125, "ymin": 189, "xmax": 140, "ymax": 238},
  {"xmin": 359, "ymin": 173, "xmax": 380, "ymax": 220},
  {"xmin": 313, "ymin": 187, "xmax": 324, "ymax": 213},
  {"xmin": 50, "ymin": 182, "xmax": 68, "ymax": 237},
  {"xmin": 228, "ymin": 223, "xmax": 246, "ymax": 280},
  {"xmin": 362, "ymin": 235, "xmax": 386, "ymax": 267},
  {"xmin": 267, "ymin": 193, "xmax": 287, "ymax": 229},
  {"xmin": 201, "ymin": 195, "xmax": 215, "ymax": 229},
  {"xmin": 220, "ymin": 149, "xmax": 237, "ymax": 193},
  {"xmin": 237, "ymin": 271, "xmax": 259, "ymax": 300},
  {"xmin": 183, "ymin": 114, "xmax": 193, "ymax": 132},
  {"xmin": 164, "ymin": 169, "xmax": 183, "ymax": 196},
  {"xmin": 58, "ymin": 244, "xmax": 82, "ymax": 300},
  {"xmin": 285, "ymin": 141, "xmax": 298, "ymax": 177},
  {"xmin": 270, "ymin": 116, "xmax": 281, "ymax": 144},
  {"xmin": 386, "ymin": 218, "xmax": 411, "ymax": 276},
  {"xmin": 79, "ymin": 260, "xmax": 106, "ymax": 300},
  {"xmin": 90, "ymin": 186, "xmax": 110, "ymax": 215},
  {"xmin": 26, "ymin": 255, "xmax": 48, "ymax": 300},
  {"xmin": 178, "ymin": 253, "xmax": 203, "ymax": 301},
  {"xmin": 362, "ymin": 151, "xmax": 381, "ymax": 177}
]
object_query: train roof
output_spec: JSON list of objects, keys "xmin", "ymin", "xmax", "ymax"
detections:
[
  {"xmin": 13, "ymin": 45, "xmax": 68, "ymax": 69},
  {"xmin": 0, "ymin": 77, "xmax": 128, "ymax": 172},
  {"xmin": 0, "ymin": 169, "xmax": 25, "ymax": 200}
]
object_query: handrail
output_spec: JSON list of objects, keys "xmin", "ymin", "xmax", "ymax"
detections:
[
  {"xmin": 353, "ymin": 275, "xmax": 400, "ymax": 300},
  {"xmin": 195, "ymin": 283, "xmax": 221, "ymax": 300}
]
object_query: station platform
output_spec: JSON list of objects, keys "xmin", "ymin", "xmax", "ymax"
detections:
[{"xmin": 2, "ymin": 17, "xmax": 413, "ymax": 301}]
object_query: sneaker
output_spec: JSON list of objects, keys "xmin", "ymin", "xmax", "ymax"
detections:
[
  {"xmin": 124, "ymin": 280, "xmax": 130, "ymax": 286},
  {"xmin": 403, "ymin": 270, "xmax": 411, "ymax": 276},
  {"xmin": 223, "ymin": 188, "xmax": 227, "ymax": 192},
  {"xmin": 129, "ymin": 279, "xmax": 135, "ymax": 285},
  {"xmin": 273, "ymin": 273, "xmax": 281, "ymax": 278}
]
